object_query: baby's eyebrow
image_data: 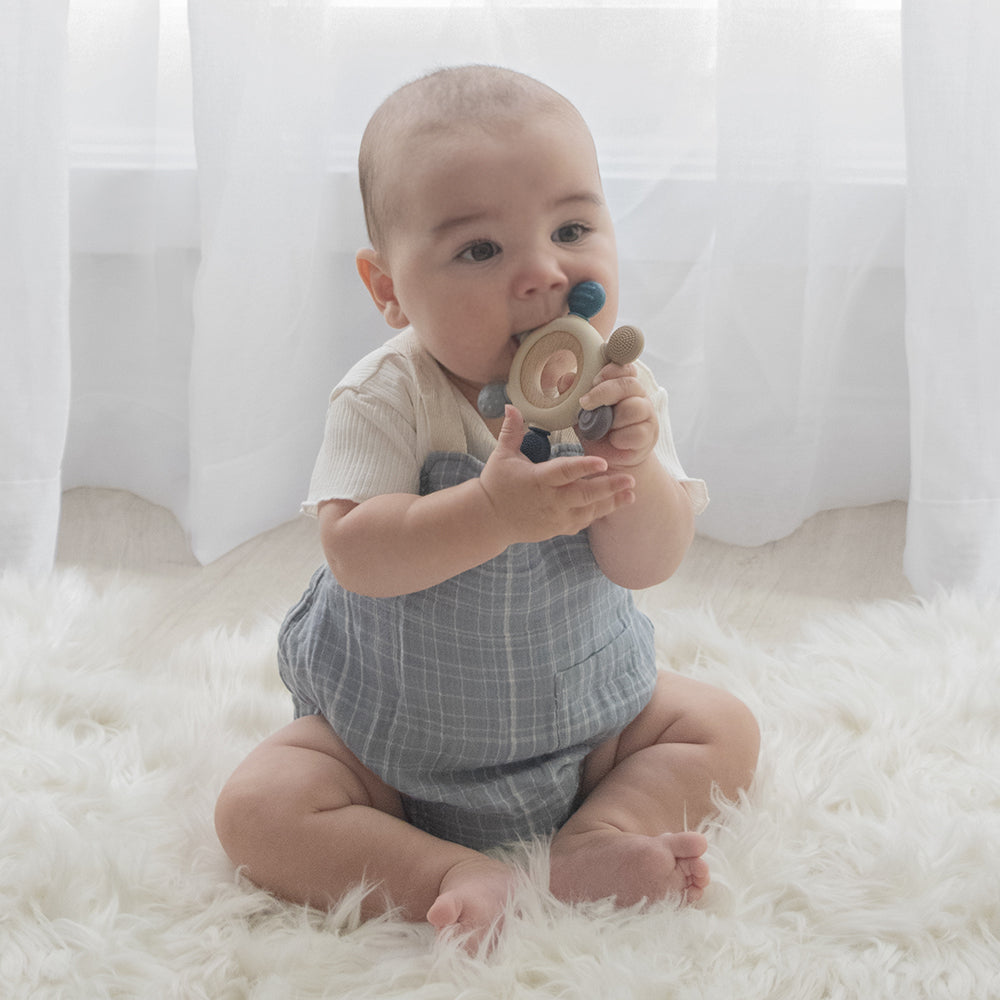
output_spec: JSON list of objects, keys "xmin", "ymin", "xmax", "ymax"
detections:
[
  {"xmin": 554, "ymin": 191, "xmax": 604, "ymax": 211},
  {"xmin": 430, "ymin": 191, "xmax": 604, "ymax": 238},
  {"xmin": 432, "ymin": 211, "xmax": 489, "ymax": 237}
]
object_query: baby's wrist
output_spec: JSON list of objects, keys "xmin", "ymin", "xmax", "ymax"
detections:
[{"xmin": 472, "ymin": 475, "xmax": 519, "ymax": 551}]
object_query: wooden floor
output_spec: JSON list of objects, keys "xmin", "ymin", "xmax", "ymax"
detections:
[{"xmin": 56, "ymin": 488, "xmax": 914, "ymax": 647}]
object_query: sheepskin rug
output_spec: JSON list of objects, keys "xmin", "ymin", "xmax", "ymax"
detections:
[{"xmin": 3, "ymin": 569, "xmax": 1000, "ymax": 999}]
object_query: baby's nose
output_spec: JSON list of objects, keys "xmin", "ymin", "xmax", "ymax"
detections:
[{"xmin": 513, "ymin": 249, "xmax": 570, "ymax": 299}]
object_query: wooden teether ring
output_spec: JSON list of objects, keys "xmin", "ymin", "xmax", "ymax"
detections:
[
  {"xmin": 506, "ymin": 315, "xmax": 606, "ymax": 432},
  {"xmin": 505, "ymin": 318, "xmax": 646, "ymax": 434}
]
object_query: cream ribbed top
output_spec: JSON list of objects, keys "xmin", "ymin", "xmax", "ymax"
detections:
[{"xmin": 303, "ymin": 328, "xmax": 707, "ymax": 516}]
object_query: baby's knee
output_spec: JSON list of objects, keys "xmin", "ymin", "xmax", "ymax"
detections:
[
  {"xmin": 214, "ymin": 768, "xmax": 276, "ymax": 864},
  {"xmin": 214, "ymin": 746, "xmax": 312, "ymax": 865},
  {"xmin": 711, "ymin": 688, "xmax": 760, "ymax": 783}
]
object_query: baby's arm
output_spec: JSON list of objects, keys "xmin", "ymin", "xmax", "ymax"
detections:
[
  {"xmin": 578, "ymin": 364, "xmax": 695, "ymax": 589},
  {"xmin": 321, "ymin": 406, "xmax": 636, "ymax": 597}
]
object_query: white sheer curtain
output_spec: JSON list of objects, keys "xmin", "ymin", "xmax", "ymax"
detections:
[
  {"xmin": 62, "ymin": 0, "xmax": 199, "ymax": 539},
  {"xmin": 0, "ymin": 0, "xmax": 70, "ymax": 577},
  {"xmin": 682, "ymin": 0, "xmax": 908, "ymax": 544},
  {"xmin": 186, "ymin": 1, "xmax": 365, "ymax": 561},
  {"xmin": 3, "ymin": 0, "xmax": 998, "ymax": 596},
  {"xmin": 902, "ymin": 0, "xmax": 1000, "ymax": 595}
]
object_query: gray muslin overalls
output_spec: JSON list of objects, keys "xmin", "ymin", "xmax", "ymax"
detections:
[{"xmin": 278, "ymin": 449, "xmax": 658, "ymax": 850}]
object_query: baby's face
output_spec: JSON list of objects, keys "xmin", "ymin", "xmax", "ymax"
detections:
[{"xmin": 376, "ymin": 111, "xmax": 619, "ymax": 404}]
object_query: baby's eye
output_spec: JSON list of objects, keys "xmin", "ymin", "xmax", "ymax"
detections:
[
  {"xmin": 458, "ymin": 240, "xmax": 501, "ymax": 262},
  {"xmin": 553, "ymin": 223, "xmax": 591, "ymax": 244}
]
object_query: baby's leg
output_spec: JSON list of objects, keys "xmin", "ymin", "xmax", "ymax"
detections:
[
  {"xmin": 550, "ymin": 671, "xmax": 759, "ymax": 907},
  {"xmin": 215, "ymin": 715, "xmax": 517, "ymax": 949}
]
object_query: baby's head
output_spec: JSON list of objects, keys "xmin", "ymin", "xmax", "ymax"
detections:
[
  {"xmin": 355, "ymin": 66, "xmax": 619, "ymax": 400},
  {"xmin": 360, "ymin": 66, "xmax": 589, "ymax": 254}
]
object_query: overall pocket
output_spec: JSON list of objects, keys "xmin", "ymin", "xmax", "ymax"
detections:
[{"xmin": 554, "ymin": 621, "xmax": 657, "ymax": 750}]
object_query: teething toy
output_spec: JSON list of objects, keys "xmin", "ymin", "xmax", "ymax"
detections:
[{"xmin": 477, "ymin": 281, "xmax": 645, "ymax": 462}]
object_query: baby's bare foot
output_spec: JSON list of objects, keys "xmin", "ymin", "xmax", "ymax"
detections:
[
  {"xmin": 549, "ymin": 825, "xmax": 710, "ymax": 908},
  {"xmin": 426, "ymin": 855, "xmax": 519, "ymax": 954}
]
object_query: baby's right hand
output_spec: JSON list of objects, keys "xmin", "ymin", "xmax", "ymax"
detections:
[{"xmin": 478, "ymin": 406, "xmax": 636, "ymax": 545}]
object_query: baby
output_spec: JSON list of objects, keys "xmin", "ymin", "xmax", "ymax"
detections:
[{"xmin": 215, "ymin": 65, "xmax": 759, "ymax": 951}]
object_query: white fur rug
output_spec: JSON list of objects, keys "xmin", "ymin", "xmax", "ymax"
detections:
[{"xmin": 3, "ymin": 570, "xmax": 1000, "ymax": 999}]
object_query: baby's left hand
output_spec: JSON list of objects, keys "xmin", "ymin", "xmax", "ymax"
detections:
[{"xmin": 577, "ymin": 363, "xmax": 658, "ymax": 469}]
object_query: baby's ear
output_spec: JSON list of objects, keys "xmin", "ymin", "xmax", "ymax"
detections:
[{"xmin": 356, "ymin": 248, "xmax": 408, "ymax": 329}]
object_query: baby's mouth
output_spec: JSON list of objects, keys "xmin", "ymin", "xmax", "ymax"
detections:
[{"xmin": 514, "ymin": 311, "xmax": 568, "ymax": 344}]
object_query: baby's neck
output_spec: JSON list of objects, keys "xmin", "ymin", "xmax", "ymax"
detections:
[{"xmin": 439, "ymin": 363, "xmax": 504, "ymax": 439}]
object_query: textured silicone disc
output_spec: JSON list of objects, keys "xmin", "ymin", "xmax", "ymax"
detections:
[{"xmin": 605, "ymin": 325, "xmax": 644, "ymax": 366}]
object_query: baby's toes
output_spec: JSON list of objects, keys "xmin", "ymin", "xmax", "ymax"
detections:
[
  {"xmin": 660, "ymin": 831, "xmax": 708, "ymax": 862},
  {"xmin": 678, "ymin": 856, "xmax": 711, "ymax": 901},
  {"xmin": 428, "ymin": 893, "xmax": 505, "ymax": 956},
  {"xmin": 426, "ymin": 890, "xmax": 462, "ymax": 932}
]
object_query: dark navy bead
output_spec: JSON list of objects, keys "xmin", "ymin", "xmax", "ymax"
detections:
[
  {"xmin": 520, "ymin": 428, "xmax": 552, "ymax": 463},
  {"xmin": 567, "ymin": 281, "xmax": 606, "ymax": 320}
]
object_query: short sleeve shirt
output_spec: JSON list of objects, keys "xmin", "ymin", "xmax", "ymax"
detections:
[{"xmin": 303, "ymin": 327, "xmax": 708, "ymax": 515}]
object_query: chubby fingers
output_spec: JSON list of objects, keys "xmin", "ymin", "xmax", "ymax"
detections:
[
  {"xmin": 577, "ymin": 364, "xmax": 659, "ymax": 462},
  {"xmin": 602, "ymin": 395, "xmax": 659, "ymax": 450},
  {"xmin": 494, "ymin": 404, "xmax": 529, "ymax": 455},
  {"xmin": 542, "ymin": 455, "xmax": 636, "ymax": 520},
  {"xmin": 540, "ymin": 451, "xmax": 611, "ymax": 484},
  {"xmin": 577, "ymin": 363, "xmax": 641, "ymax": 411},
  {"xmin": 572, "ymin": 471, "xmax": 636, "ymax": 519}
]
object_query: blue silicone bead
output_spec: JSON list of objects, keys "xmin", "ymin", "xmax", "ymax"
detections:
[
  {"xmin": 477, "ymin": 381, "xmax": 509, "ymax": 418},
  {"xmin": 567, "ymin": 281, "xmax": 606, "ymax": 320}
]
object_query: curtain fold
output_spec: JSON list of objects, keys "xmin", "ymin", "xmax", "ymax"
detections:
[
  {"xmin": 61, "ymin": 0, "xmax": 199, "ymax": 530},
  {"xmin": 186, "ymin": 0, "xmax": 372, "ymax": 563},
  {"xmin": 687, "ymin": 0, "xmax": 908, "ymax": 545},
  {"xmin": 0, "ymin": 0, "xmax": 71, "ymax": 576},
  {"xmin": 902, "ymin": 0, "xmax": 1000, "ymax": 596},
  {"xmin": 186, "ymin": 0, "xmax": 324, "ymax": 563}
]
